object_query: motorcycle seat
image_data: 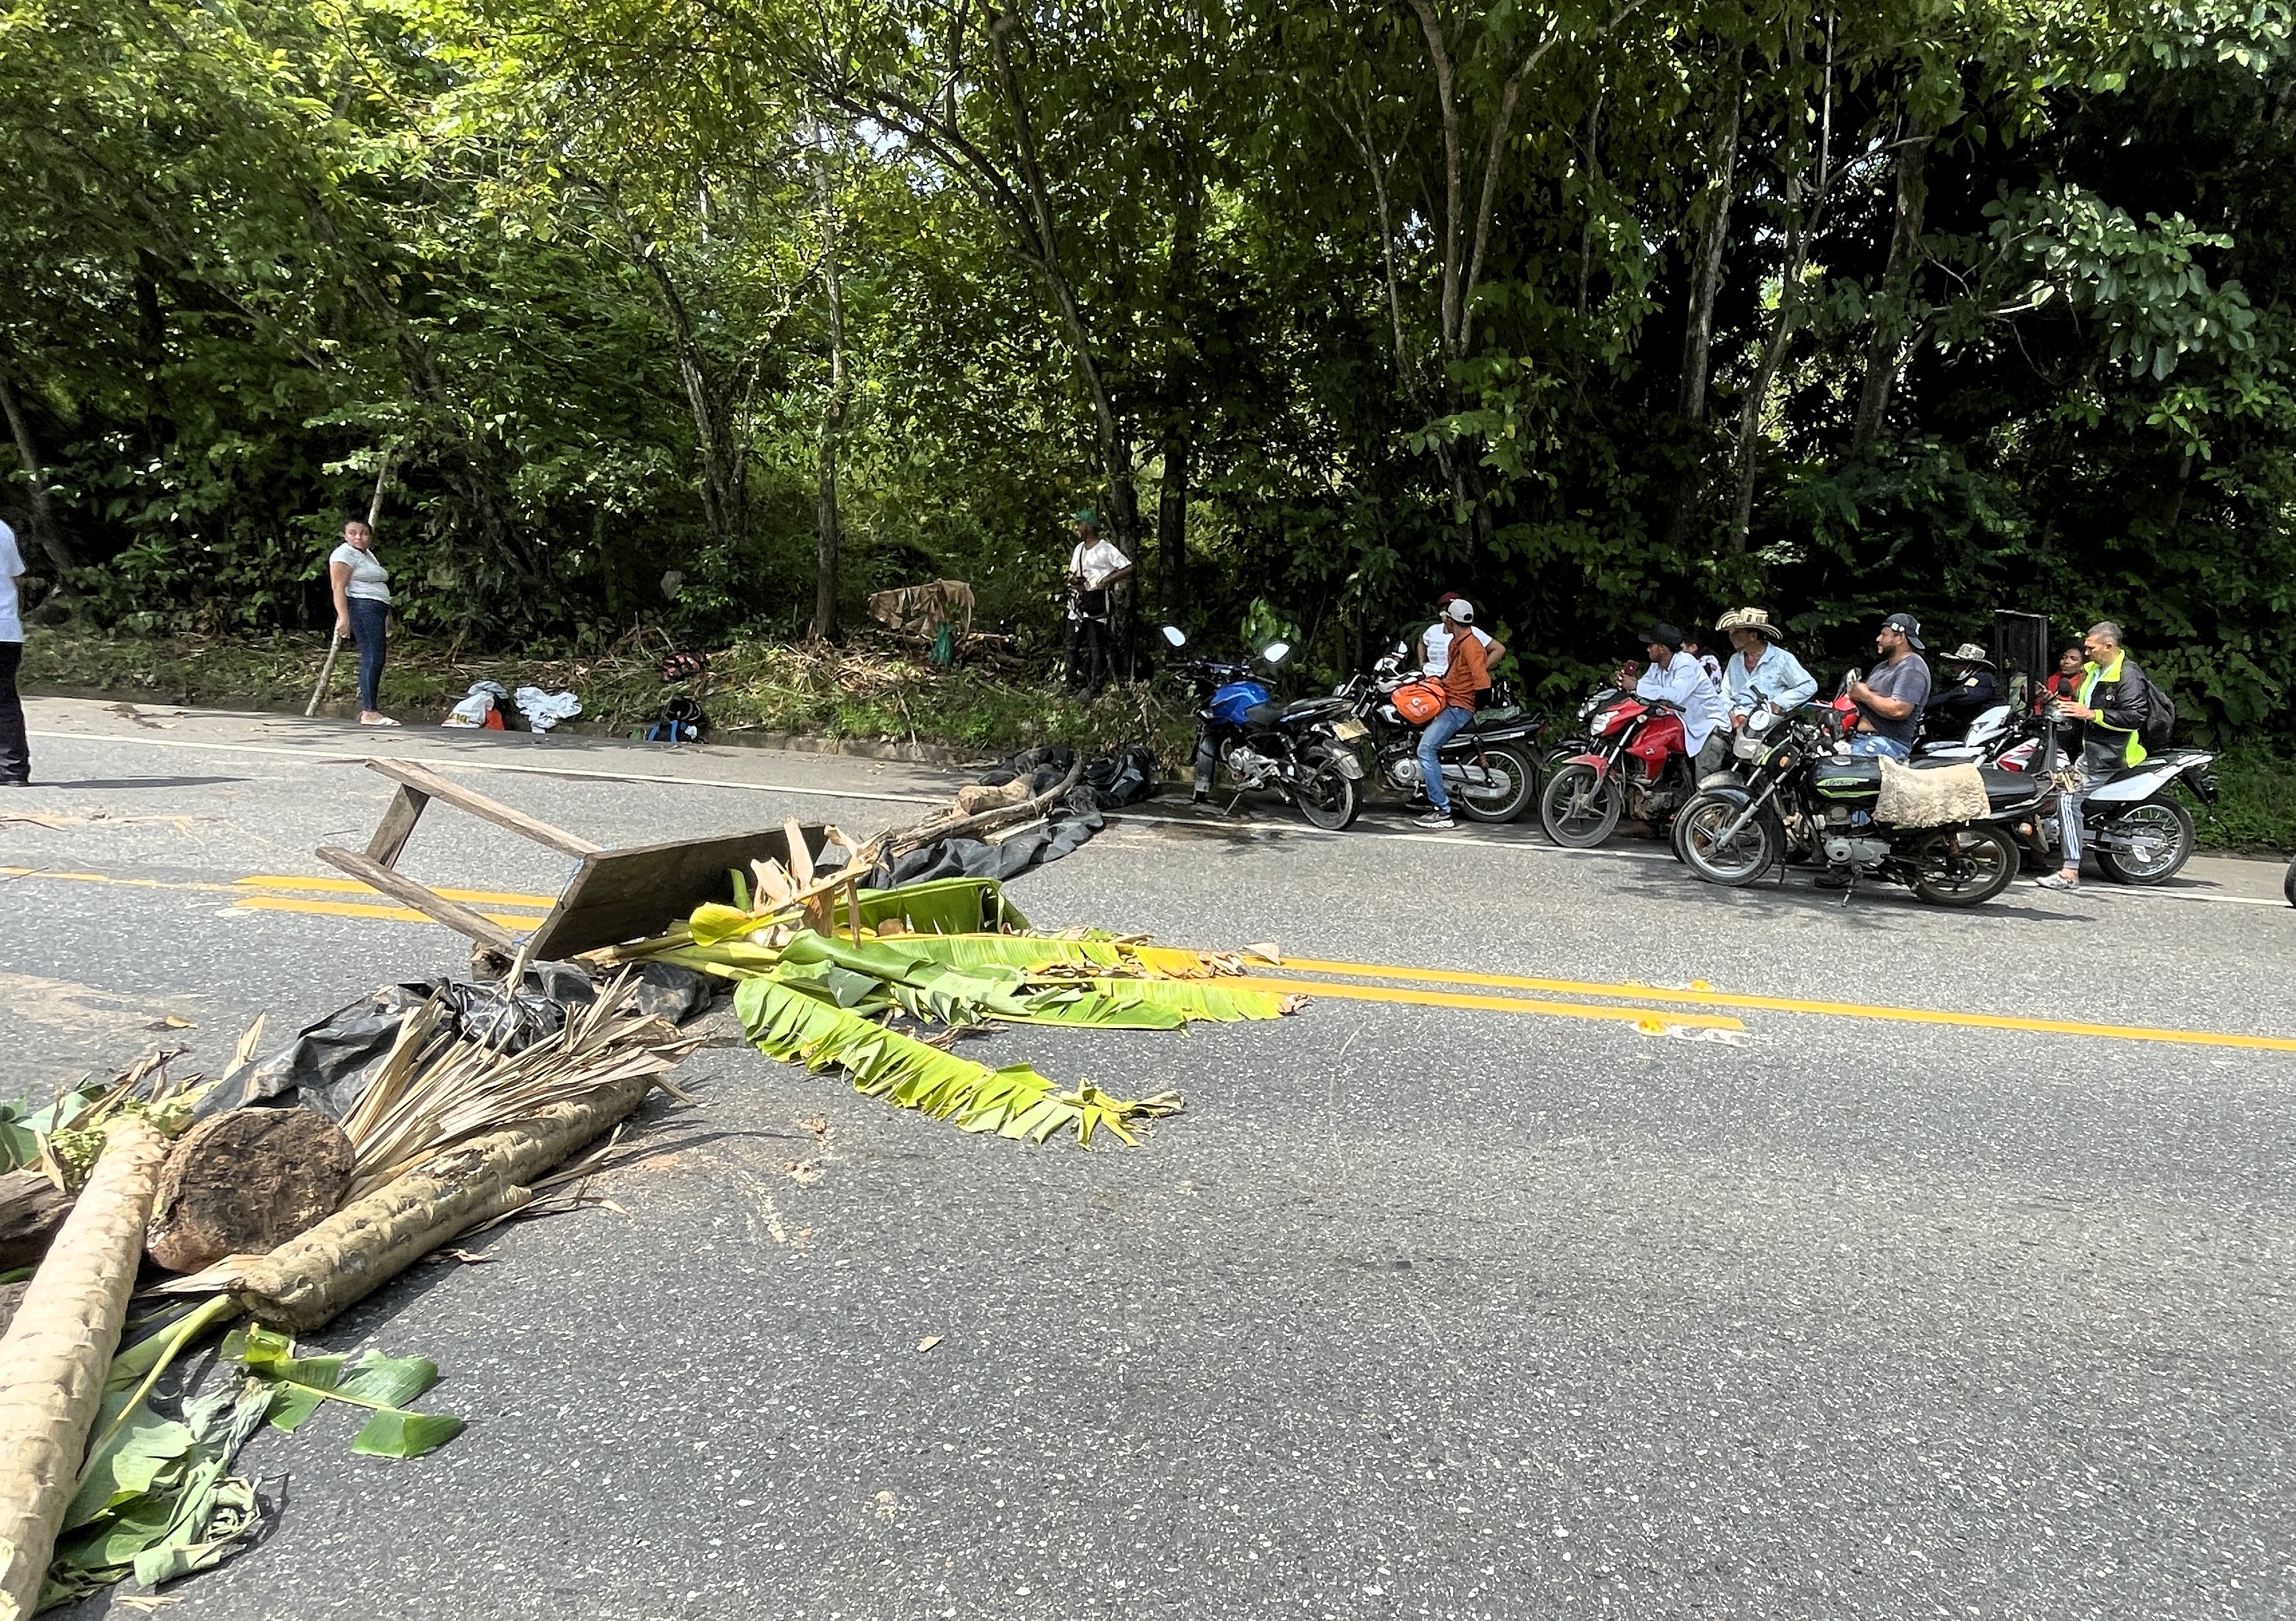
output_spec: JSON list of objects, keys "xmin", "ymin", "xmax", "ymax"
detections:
[
  {"xmin": 1977, "ymin": 766, "xmax": 2039, "ymax": 805},
  {"xmin": 1242, "ymin": 700, "xmax": 1286, "ymax": 727},
  {"xmin": 1909, "ymin": 756, "xmax": 2035, "ymax": 805}
]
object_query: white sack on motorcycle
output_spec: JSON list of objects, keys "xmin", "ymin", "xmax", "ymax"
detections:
[{"xmin": 1877, "ymin": 759, "xmax": 1991, "ymax": 827}]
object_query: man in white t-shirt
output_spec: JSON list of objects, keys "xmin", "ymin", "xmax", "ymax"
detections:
[
  {"xmin": 1063, "ymin": 509, "xmax": 1131, "ymax": 693},
  {"xmin": 0, "ymin": 518, "xmax": 28, "ymax": 784},
  {"xmin": 1415, "ymin": 592, "xmax": 1504, "ymax": 682}
]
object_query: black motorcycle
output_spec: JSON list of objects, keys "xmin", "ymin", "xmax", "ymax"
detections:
[
  {"xmin": 1163, "ymin": 626, "xmax": 1364, "ymax": 830},
  {"xmin": 1674, "ymin": 702, "xmax": 2044, "ymax": 906},
  {"xmin": 1333, "ymin": 645, "xmax": 1544, "ymax": 822}
]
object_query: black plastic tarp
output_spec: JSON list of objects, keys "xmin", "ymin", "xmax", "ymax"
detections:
[{"xmin": 195, "ymin": 960, "xmax": 713, "ymax": 1122}]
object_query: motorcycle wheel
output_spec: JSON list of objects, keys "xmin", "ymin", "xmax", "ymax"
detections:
[
  {"xmin": 1538, "ymin": 762, "xmax": 1621, "ymax": 849},
  {"xmin": 1295, "ymin": 759, "xmax": 1361, "ymax": 831},
  {"xmin": 1676, "ymin": 792, "xmax": 1778, "ymax": 886},
  {"xmin": 1452, "ymin": 744, "xmax": 1538, "ymax": 823},
  {"xmin": 2093, "ymin": 799, "xmax": 2194, "ymax": 886},
  {"xmin": 1908, "ymin": 823, "xmax": 2020, "ymax": 908},
  {"xmin": 2286, "ymin": 852, "xmax": 2295, "ymax": 908}
]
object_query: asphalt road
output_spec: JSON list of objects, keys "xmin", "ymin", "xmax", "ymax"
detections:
[{"xmin": 6, "ymin": 696, "xmax": 2293, "ymax": 1621}]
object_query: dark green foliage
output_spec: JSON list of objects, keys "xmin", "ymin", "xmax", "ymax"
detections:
[{"xmin": 3, "ymin": 0, "xmax": 2291, "ymax": 748}]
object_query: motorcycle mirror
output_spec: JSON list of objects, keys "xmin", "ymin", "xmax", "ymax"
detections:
[
  {"xmin": 1262, "ymin": 641, "xmax": 1291, "ymax": 665},
  {"xmin": 1161, "ymin": 624, "xmax": 1187, "ymax": 649}
]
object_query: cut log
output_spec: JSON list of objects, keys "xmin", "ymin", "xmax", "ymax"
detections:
[
  {"xmin": 145, "ymin": 1108, "xmax": 354, "ymax": 1274},
  {"xmin": 0, "ymin": 1115, "xmax": 169, "ymax": 1621},
  {"xmin": 227, "ymin": 1071, "xmax": 658, "ymax": 1331},
  {"xmin": 0, "ymin": 1170, "xmax": 74, "ymax": 1273}
]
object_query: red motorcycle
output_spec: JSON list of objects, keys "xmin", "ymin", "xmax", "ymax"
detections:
[{"xmin": 1538, "ymin": 680, "xmax": 1699, "ymax": 848}]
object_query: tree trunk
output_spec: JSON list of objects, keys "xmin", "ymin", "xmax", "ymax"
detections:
[
  {"xmin": 1576, "ymin": 90, "xmax": 1606, "ymax": 319},
  {"xmin": 1155, "ymin": 151, "xmax": 1202, "ymax": 624},
  {"xmin": 1848, "ymin": 122, "xmax": 1932, "ymax": 458},
  {"xmin": 1676, "ymin": 82, "xmax": 1743, "ymax": 424},
  {"xmin": 0, "ymin": 361, "xmax": 77, "ymax": 575},
  {"xmin": 1730, "ymin": 21, "xmax": 1834, "ymax": 553},
  {"xmin": 811, "ymin": 134, "xmax": 849, "ymax": 643},
  {"xmin": 0, "ymin": 1171, "xmax": 73, "ymax": 1273},
  {"xmin": 0, "ymin": 1117, "xmax": 168, "ymax": 1620},
  {"xmin": 1155, "ymin": 430, "xmax": 1190, "ymax": 622},
  {"xmin": 983, "ymin": 10, "xmax": 1140, "ymax": 570}
]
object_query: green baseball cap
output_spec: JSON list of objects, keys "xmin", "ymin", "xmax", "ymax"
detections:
[{"xmin": 1070, "ymin": 509, "xmax": 1098, "ymax": 527}]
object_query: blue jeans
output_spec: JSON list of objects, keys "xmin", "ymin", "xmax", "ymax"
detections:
[
  {"xmin": 348, "ymin": 598, "xmax": 390, "ymax": 713},
  {"xmin": 1418, "ymin": 704, "xmax": 1474, "ymax": 811},
  {"xmin": 1848, "ymin": 733, "xmax": 1910, "ymax": 761}
]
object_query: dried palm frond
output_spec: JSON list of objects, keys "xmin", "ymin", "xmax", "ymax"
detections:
[{"xmin": 337, "ymin": 972, "xmax": 702, "ymax": 1201}]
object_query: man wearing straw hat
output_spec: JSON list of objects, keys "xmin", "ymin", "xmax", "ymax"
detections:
[
  {"xmin": 1714, "ymin": 606, "xmax": 1816, "ymax": 728},
  {"xmin": 1923, "ymin": 641, "xmax": 2004, "ymax": 740}
]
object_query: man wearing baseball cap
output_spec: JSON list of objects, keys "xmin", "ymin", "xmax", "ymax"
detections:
[
  {"xmin": 1615, "ymin": 622, "xmax": 1729, "ymax": 777},
  {"xmin": 1412, "ymin": 596, "xmax": 1489, "ymax": 829},
  {"xmin": 1063, "ymin": 509, "xmax": 1131, "ymax": 694},
  {"xmin": 1843, "ymin": 612, "xmax": 1931, "ymax": 760}
]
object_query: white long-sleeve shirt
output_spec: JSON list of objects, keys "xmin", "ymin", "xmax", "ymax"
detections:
[{"xmin": 1635, "ymin": 651, "xmax": 1728, "ymax": 756}]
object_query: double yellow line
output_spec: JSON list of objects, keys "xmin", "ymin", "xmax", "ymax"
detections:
[
  {"xmin": 1252, "ymin": 956, "xmax": 2296, "ymax": 1054},
  {"xmin": 227, "ymin": 873, "xmax": 554, "ymax": 931},
  {"xmin": 9, "ymin": 864, "xmax": 2289, "ymax": 1052}
]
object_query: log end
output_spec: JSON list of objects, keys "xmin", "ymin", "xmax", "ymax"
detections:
[{"xmin": 146, "ymin": 1108, "xmax": 353, "ymax": 1274}]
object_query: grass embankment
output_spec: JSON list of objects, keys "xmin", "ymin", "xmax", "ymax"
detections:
[
  {"xmin": 21, "ymin": 627, "xmax": 1198, "ymax": 770},
  {"xmin": 23, "ymin": 628, "xmax": 2294, "ymax": 853}
]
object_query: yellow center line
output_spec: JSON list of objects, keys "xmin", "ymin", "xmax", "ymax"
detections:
[
  {"xmin": 232, "ymin": 895, "xmax": 549, "ymax": 928},
  {"xmin": 234, "ymin": 873, "xmax": 559, "ymax": 909},
  {"xmin": 0, "ymin": 865, "xmax": 551, "ymax": 923},
  {"xmin": 1225, "ymin": 976, "xmax": 1744, "ymax": 1031},
  {"xmin": 1274, "ymin": 956, "xmax": 2296, "ymax": 1054}
]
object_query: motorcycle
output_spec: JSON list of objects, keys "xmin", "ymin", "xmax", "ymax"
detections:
[
  {"xmin": 1163, "ymin": 626, "xmax": 1364, "ymax": 830},
  {"xmin": 1538, "ymin": 683, "xmax": 1701, "ymax": 849},
  {"xmin": 1987, "ymin": 710, "xmax": 2218, "ymax": 885},
  {"xmin": 1332, "ymin": 645, "xmax": 1544, "ymax": 822},
  {"xmin": 1673, "ymin": 703, "xmax": 2044, "ymax": 906}
]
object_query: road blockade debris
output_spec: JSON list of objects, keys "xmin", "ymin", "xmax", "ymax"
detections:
[
  {"xmin": 0, "ymin": 963, "xmax": 706, "ymax": 1612},
  {"xmin": 604, "ymin": 861, "xmax": 1299, "ymax": 1148}
]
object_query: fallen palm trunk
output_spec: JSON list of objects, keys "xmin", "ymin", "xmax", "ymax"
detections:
[
  {"xmin": 0, "ymin": 1170, "xmax": 74, "ymax": 1272},
  {"xmin": 0, "ymin": 1115, "xmax": 169, "ymax": 1621},
  {"xmin": 220, "ymin": 1069, "xmax": 659, "ymax": 1331}
]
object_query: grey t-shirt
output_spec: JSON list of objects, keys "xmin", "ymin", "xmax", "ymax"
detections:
[{"xmin": 1860, "ymin": 654, "xmax": 1931, "ymax": 744}]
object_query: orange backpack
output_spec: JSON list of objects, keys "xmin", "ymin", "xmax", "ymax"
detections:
[{"xmin": 1392, "ymin": 679, "xmax": 1448, "ymax": 725}]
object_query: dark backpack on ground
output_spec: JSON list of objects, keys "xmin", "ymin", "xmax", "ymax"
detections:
[{"xmin": 644, "ymin": 696, "xmax": 707, "ymax": 744}]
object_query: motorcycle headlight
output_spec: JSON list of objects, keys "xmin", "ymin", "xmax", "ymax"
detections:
[{"xmin": 1732, "ymin": 731, "xmax": 1763, "ymax": 761}]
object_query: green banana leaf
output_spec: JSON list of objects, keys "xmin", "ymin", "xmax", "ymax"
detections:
[
  {"xmin": 886, "ymin": 932, "xmax": 1131, "ymax": 972},
  {"xmin": 228, "ymin": 1325, "xmax": 464, "ymax": 1458},
  {"xmin": 854, "ymin": 877, "xmax": 1030, "ymax": 934},
  {"xmin": 46, "ymin": 1320, "xmax": 272, "ymax": 1606},
  {"xmin": 734, "ymin": 975, "xmax": 1179, "ymax": 1147}
]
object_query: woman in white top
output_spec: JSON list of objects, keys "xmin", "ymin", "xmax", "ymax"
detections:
[{"xmin": 328, "ymin": 518, "xmax": 398, "ymax": 726}]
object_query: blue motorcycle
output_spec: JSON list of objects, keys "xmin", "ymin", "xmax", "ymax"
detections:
[{"xmin": 1162, "ymin": 626, "xmax": 1364, "ymax": 830}]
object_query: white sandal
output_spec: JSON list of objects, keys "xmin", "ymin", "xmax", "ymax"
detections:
[
  {"xmin": 359, "ymin": 715, "xmax": 402, "ymax": 728},
  {"xmin": 2034, "ymin": 872, "xmax": 2078, "ymax": 891}
]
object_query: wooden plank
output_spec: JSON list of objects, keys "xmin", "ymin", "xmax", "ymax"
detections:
[
  {"xmin": 362, "ymin": 759, "xmax": 602, "ymax": 858},
  {"xmin": 315, "ymin": 845, "xmax": 517, "ymax": 951},
  {"xmin": 363, "ymin": 783, "xmax": 431, "ymax": 869},
  {"xmin": 523, "ymin": 824, "xmax": 833, "ymax": 961}
]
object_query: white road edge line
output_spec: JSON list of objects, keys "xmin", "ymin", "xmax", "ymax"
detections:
[{"xmin": 26, "ymin": 729, "xmax": 947, "ymax": 806}]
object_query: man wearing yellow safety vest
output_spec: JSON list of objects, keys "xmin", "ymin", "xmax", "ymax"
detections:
[{"xmin": 2036, "ymin": 620, "xmax": 2153, "ymax": 892}]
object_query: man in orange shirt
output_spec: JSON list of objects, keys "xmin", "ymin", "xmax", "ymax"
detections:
[{"xmin": 1414, "ymin": 597, "xmax": 1488, "ymax": 829}]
